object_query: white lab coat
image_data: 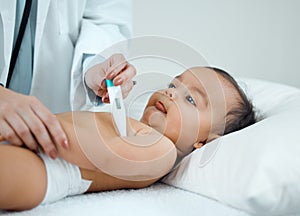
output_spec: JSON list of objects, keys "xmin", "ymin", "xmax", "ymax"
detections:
[{"xmin": 0, "ymin": 0, "xmax": 132, "ymax": 113}]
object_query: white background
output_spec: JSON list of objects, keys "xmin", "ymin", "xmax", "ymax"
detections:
[{"xmin": 132, "ymin": 0, "xmax": 300, "ymax": 88}]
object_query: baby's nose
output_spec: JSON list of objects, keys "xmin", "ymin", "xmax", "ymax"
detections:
[{"xmin": 165, "ymin": 88, "xmax": 177, "ymax": 99}]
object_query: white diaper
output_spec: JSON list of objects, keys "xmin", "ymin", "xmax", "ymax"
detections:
[{"xmin": 39, "ymin": 152, "xmax": 92, "ymax": 205}]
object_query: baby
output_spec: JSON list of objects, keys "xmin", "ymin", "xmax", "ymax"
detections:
[{"xmin": 0, "ymin": 66, "xmax": 255, "ymax": 210}]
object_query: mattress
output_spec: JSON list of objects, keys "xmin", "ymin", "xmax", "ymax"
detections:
[{"xmin": 0, "ymin": 183, "xmax": 250, "ymax": 216}]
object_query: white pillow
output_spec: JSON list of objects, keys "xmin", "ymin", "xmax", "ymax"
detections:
[{"xmin": 161, "ymin": 78, "xmax": 300, "ymax": 215}]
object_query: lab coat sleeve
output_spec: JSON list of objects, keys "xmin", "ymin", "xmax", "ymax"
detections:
[{"xmin": 70, "ymin": 0, "xmax": 132, "ymax": 111}]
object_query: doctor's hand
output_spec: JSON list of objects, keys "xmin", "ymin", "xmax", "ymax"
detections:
[
  {"xmin": 0, "ymin": 86, "xmax": 68, "ymax": 159},
  {"xmin": 84, "ymin": 53, "xmax": 136, "ymax": 103}
]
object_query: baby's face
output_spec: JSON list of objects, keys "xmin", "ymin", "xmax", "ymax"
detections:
[{"xmin": 140, "ymin": 67, "xmax": 239, "ymax": 157}]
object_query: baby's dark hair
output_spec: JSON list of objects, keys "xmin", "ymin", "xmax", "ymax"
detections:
[{"xmin": 206, "ymin": 66, "xmax": 256, "ymax": 135}]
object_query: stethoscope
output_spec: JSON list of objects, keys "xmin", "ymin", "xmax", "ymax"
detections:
[{"xmin": 0, "ymin": 0, "xmax": 32, "ymax": 88}]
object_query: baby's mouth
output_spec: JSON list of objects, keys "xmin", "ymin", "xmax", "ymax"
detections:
[{"xmin": 155, "ymin": 101, "xmax": 167, "ymax": 114}]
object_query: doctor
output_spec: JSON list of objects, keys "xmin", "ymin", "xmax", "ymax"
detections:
[{"xmin": 0, "ymin": 0, "xmax": 135, "ymax": 159}]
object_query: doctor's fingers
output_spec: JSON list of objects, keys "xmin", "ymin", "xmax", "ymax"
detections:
[
  {"xmin": 101, "ymin": 79, "xmax": 135, "ymax": 103},
  {"xmin": 120, "ymin": 79, "xmax": 135, "ymax": 99},
  {"xmin": 0, "ymin": 119, "xmax": 24, "ymax": 146},
  {"xmin": 3, "ymin": 112, "xmax": 41, "ymax": 151},
  {"xmin": 112, "ymin": 64, "xmax": 136, "ymax": 86},
  {"xmin": 106, "ymin": 54, "xmax": 128, "ymax": 80},
  {"xmin": 30, "ymin": 99, "xmax": 69, "ymax": 156},
  {"xmin": 18, "ymin": 107, "xmax": 61, "ymax": 158}
]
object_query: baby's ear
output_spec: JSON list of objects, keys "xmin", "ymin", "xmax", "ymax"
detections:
[
  {"xmin": 207, "ymin": 133, "xmax": 221, "ymax": 143},
  {"xmin": 193, "ymin": 142, "xmax": 205, "ymax": 149},
  {"xmin": 193, "ymin": 134, "xmax": 221, "ymax": 149}
]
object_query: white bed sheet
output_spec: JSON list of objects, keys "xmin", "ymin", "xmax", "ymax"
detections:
[{"xmin": 0, "ymin": 183, "xmax": 250, "ymax": 216}]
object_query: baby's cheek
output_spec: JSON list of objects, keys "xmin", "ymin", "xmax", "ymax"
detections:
[{"xmin": 176, "ymin": 109, "xmax": 201, "ymax": 144}]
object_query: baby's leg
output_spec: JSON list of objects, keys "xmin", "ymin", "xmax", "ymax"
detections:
[{"xmin": 0, "ymin": 145, "xmax": 47, "ymax": 210}]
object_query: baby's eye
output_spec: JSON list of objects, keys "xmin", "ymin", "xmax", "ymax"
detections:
[
  {"xmin": 186, "ymin": 95, "xmax": 196, "ymax": 106},
  {"xmin": 168, "ymin": 83, "xmax": 176, "ymax": 88}
]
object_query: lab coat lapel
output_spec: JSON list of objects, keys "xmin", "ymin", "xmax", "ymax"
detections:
[
  {"xmin": 0, "ymin": 1, "xmax": 16, "ymax": 83},
  {"xmin": 33, "ymin": 0, "xmax": 50, "ymax": 72}
]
